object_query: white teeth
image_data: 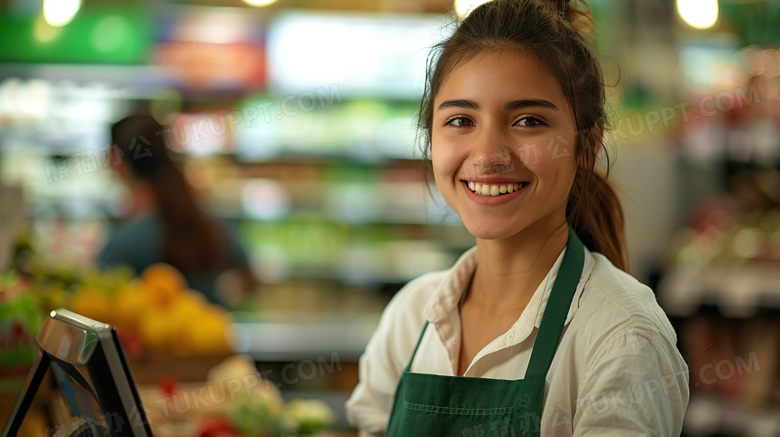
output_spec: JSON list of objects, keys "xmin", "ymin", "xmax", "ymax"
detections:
[{"xmin": 467, "ymin": 182, "xmax": 525, "ymax": 197}]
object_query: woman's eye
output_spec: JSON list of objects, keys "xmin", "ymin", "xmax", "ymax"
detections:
[
  {"xmin": 516, "ymin": 117, "xmax": 546, "ymax": 127},
  {"xmin": 446, "ymin": 117, "xmax": 474, "ymax": 127}
]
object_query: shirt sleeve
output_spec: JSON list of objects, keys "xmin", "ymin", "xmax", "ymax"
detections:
[
  {"xmin": 345, "ymin": 295, "xmax": 411, "ymax": 435},
  {"xmin": 571, "ymin": 328, "xmax": 690, "ymax": 437}
]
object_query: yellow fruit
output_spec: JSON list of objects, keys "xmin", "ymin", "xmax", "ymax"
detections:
[
  {"xmin": 177, "ymin": 289, "xmax": 209, "ymax": 310},
  {"xmin": 138, "ymin": 308, "xmax": 177, "ymax": 352},
  {"xmin": 195, "ymin": 309, "xmax": 233, "ymax": 353},
  {"xmin": 172, "ymin": 307, "xmax": 232, "ymax": 355},
  {"xmin": 69, "ymin": 288, "xmax": 111, "ymax": 323},
  {"xmin": 140, "ymin": 263, "xmax": 187, "ymax": 307},
  {"xmin": 114, "ymin": 281, "xmax": 153, "ymax": 333}
]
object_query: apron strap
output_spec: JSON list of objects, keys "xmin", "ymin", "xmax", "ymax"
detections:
[
  {"xmin": 405, "ymin": 320, "xmax": 430, "ymax": 372},
  {"xmin": 524, "ymin": 227, "xmax": 585, "ymax": 381}
]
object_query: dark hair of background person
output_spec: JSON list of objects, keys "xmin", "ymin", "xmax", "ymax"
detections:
[
  {"xmin": 110, "ymin": 115, "xmax": 230, "ymax": 275},
  {"xmin": 417, "ymin": 0, "xmax": 629, "ymax": 272}
]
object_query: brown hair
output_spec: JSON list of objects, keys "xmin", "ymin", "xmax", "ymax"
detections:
[
  {"xmin": 111, "ymin": 115, "xmax": 231, "ymax": 275},
  {"xmin": 419, "ymin": 0, "xmax": 629, "ymax": 271}
]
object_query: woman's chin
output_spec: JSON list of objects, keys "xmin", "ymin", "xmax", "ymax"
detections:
[{"xmin": 462, "ymin": 223, "xmax": 524, "ymax": 242}]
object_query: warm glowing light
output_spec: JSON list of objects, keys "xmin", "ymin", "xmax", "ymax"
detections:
[
  {"xmin": 34, "ymin": 14, "xmax": 62, "ymax": 43},
  {"xmin": 677, "ymin": 0, "xmax": 719, "ymax": 29},
  {"xmin": 43, "ymin": 0, "xmax": 81, "ymax": 27},
  {"xmin": 454, "ymin": 0, "xmax": 490, "ymax": 18},
  {"xmin": 243, "ymin": 0, "xmax": 278, "ymax": 6}
]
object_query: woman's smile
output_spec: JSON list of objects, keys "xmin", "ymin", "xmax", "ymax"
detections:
[{"xmin": 460, "ymin": 178, "xmax": 530, "ymax": 205}]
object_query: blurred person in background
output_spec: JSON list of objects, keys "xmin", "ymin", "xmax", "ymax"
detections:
[{"xmin": 98, "ymin": 114, "xmax": 257, "ymax": 306}]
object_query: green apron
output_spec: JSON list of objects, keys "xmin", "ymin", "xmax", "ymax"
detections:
[{"xmin": 385, "ymin": 228, "xmax": 585, "ymax": 437}]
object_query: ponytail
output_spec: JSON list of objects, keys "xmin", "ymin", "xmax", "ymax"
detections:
[
  {"xmin": 568, "ymin": 166, "xmax": 629, "ymax": 272},
  {"xmin": 150, "ymin": 162, "xmax": 228, "ymax": 274}
]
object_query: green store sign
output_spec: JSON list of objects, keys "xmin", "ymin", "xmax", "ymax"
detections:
[
  {"xmin": 721, "ymin": 1, "xmax": 780, "ymax": 46},
  {"xmin": 0, "ymin": 6, "xmax": 152, "ymax": 64}
]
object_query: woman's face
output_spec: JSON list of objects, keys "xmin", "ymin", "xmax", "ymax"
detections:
[{"xmin": 431, "ymin": 50, "xmax": 579, "ymax": 241}]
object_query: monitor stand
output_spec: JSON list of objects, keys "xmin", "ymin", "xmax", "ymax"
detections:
[
  {"xmin": 2, "ymin": 353, "xmax": 113, "ymax": 437},
  {"xmin": 2, "ymin": 351, "xmax": 51, "ymax": 437},
  {"xmin": 61, "ymin": 417, "xmax": 111, "ymax": 437}
]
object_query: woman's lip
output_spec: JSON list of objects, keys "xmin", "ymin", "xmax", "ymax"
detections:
[{"xmin": 461, "ymin": 180, "xmax": 527, "ymax": 205}]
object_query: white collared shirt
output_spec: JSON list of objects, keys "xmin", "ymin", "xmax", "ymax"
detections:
[{"xmin": 346, "ymin": 245, "xmax": 689, "ymax": 436}]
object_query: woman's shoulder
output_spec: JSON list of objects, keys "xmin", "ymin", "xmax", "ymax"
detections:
[{"xmin": 573, "ymin": 252, "xmax": 678, "ymax": 347}]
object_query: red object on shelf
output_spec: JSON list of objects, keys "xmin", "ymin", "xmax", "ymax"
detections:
[
  {"xmin": 157, "ymin": 375, "xmax": 178, "ymax": 398},
  {"xmin": 117, "ymin": 329, "xmax": 145, "ymax": 357},
  {"xmin": 198, "ymin": 418, "xmax": 242, "ymax": 437}
]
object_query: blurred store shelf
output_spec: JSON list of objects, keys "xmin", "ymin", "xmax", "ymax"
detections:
[
  {"xmin": 659, "ymin": 263, "xmax": 780, "ymax": 318},
  {"xmin": 0, "ymin": 64, "xmax": 166, "ymax": 90},
  {"xmin": 685, "ymin": 395, "xmax": 780, "ymax": 437},
  {"xmin": 230, "ymin": 312, "xmax": 379, "ymax": 361}
]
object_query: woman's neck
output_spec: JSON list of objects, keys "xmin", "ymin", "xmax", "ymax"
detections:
[{"xmin": 468, "ymin": 223, "xmax": 569, "ymax": 315}]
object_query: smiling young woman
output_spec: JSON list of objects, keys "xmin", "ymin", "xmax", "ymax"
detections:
[{"xmin": 346, "ymin": 1, "xmax": 689, "ymax": 436}]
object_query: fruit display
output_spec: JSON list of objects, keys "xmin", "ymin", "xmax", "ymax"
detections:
[
  {"xmin": 0, "ymin": 271, "xmax": 41, "ymax": 368},
  {"xmin": 4, "ymin": 225, "xmax": 234, "ymax": 356},
  {"xmin": 281, "ymin": 399, "xmax": 337, "ymax": 436},
  {"xmin": 140, "ymin": 355, "xmax": 336, "ymax": 437},
  {"xmin": 67, "ymin": 263, "xmax": 234, "ymax": 357}
]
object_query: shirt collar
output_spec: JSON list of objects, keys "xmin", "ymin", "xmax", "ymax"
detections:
[{"xmin": 424, "ymin": 244, "xmax": 595, "ymax": 334}]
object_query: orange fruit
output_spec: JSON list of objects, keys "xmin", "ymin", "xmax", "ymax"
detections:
[
  {"xmin": 172, "ymin": 307, "xmax": 232, "ymax": 355},
  {"xmin": 113, "ymin": 280, "xmax": 152, "ymax": 333},
  {"xmin": 138, "ymin": 308, "xmax": 177, "ymax": 352},
  {"xmin": 140, "ymin": 263, "xmax": 187, "ymax": 307}
]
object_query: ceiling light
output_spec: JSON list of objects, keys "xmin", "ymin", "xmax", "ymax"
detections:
[
  {"xmin": 43, "ymin": 0, "xmax": 81, "ymax": 27},
  {"xmin": 244, "ymin": 0, "xmax": 278, "ymax": 7},
  {"xmin": 677, "ymin": 0, "xmax": 719, "ymax": 30},
  {"xmin": 454, "ymin": 0, "xmax": 490, "ymax": 18}
]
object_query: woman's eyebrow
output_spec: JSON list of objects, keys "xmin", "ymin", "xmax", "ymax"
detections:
[
  {"xmin": 505, "ymin": 99, "xmax": 559, "ymax": 111},
  {"xmin": 437, "ymin": 99, "xmax": 479, "ymax": 110},
  {"xmin": 437, "ymin": 99, "xmax": 559, "ymax": 111}
]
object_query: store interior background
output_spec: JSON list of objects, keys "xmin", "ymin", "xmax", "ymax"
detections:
[{"xmin": 1, "ymin": 0, "xmax": 779, "ymax": 435}]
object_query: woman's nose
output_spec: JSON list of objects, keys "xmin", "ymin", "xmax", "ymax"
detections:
[
  {"xmin": 468, "ymin": 128, "xmax": 516, "ymax": 175},
  {"xmin": 472, "ymin": 149, "xmax": 513, "ymax": 173}
]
